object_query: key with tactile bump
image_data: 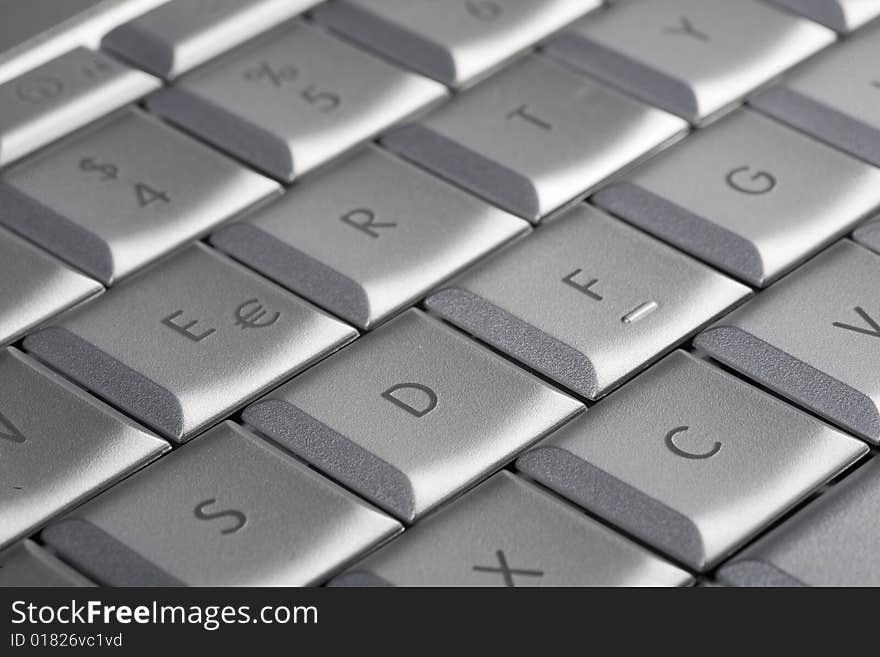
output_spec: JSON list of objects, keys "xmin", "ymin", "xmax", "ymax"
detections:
[
  {"xmin": 330, "ymin": 471, "xmax": 692, "ymax": 587},
  {"xmin": 0, "ymin": 47, "xmax": 159, "ymax": 166},
  {"xmin": 41, "ymin": 421, "xmax": 400, "ymax": 586},
  {"xmin": 243, "ymin": 309, "xmax": 583, "ymax": 523},
  {"xmin": 102, "ymin": 0, "xmax": 320, "ymax": 80},
  {"xmin": 23, "ymin": 243, "xmax": 357, "ymax": 443},
  {"xmin": 425, "ymin": 204, "xmax": 749, "ymax": 400},
  {"xmin": 517, "ymin": 350, "xmax": 866, "ymax": 571},
  {"xmin": 147, "ymin": 20, "xmax": 446, "ymax": 182},
  {"xmin": 313, "ymin": 0, "xmax": 600, "ymax": 88},
  {"xmin": 0, "ymin": 540, "xmax": 92, "ymax": 587},
  {"xmin": 383, "ymin": 54, "xmax": 685, "ymax": 222},
  {"xmin": 212, "ymin": 146, "xmax": 528, "ymax": 329},
  {"xmin": 719, "ymin": 458, "xmax": 880, "ymax": 587},
  {"xmin": 767, "ymin": 0, "xmax": 880, "ymax": 33},
  {"xmin": 750, "ymin": 22, "xmax": 880, "ymax": 168},
  {"xmin": 695, "ymin": 240, "xmax": 880, "ymax": 445},
  {"xmin": 0, "ymin": 226, "xmax": 101, "ymax": 346},
  {"xmin": 0, "ymin": 107, "xmax": 279, "ymax": 285},
  {"xmin": 545, "ymin": 0, "xmax": 833, "ymax": 123},
  {"xmin": 593, "ymin": 109, "xmax": 880, "ymax": 287},
  {"xmin": 0, "ymin": 347, "xmax": 168, "ymax": 549}
]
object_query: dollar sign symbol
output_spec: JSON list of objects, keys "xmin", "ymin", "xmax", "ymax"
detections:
[
  {"xmin": 79, "ymin": 156, "xmax": 118, "ymax": 180},
  {"xmin": 234, "ymin": 299, "xmax": 280, "ymax": 329}
]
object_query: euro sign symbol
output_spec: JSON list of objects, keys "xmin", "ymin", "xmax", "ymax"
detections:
[{"xmin": 234, "ymin": 299, "xmax": 280, "ymax": 329}]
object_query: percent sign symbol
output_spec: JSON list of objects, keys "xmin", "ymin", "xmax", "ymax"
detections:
[{"xmin": 244, "ymin": 62, "xmax": 298, "ymax": 87}]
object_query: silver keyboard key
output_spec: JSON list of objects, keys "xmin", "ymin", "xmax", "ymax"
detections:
[
  {"xmin": 517, "ymin": 350, "xmax": 866, "ymax": 570},
  {"xmin": 103, "ymin": 0, "xmax": 320, "ymax": 80},
  {"xmin": 719, "ymin": 458, "xmax": 880, "ymax": 587},
  {"xmin": 593, "ymin": 109, "xmax": 880, "ymax": 287},
  {"xmin": 212, "ymin": 146, "xmax": 529, "ymax": 329},
  {"xmin": 0, "ymin": 540, "xmax": 92, "ymax": 587},
  {"xmin": 0, "ymin": 47, "xmax": 159, "ymax": 166},
  {"xmin": 751, "ymin": 22, "xmax": 880, "ymax": 168},
  {"xmin": 0, "ymin": 347, "xmax": 169, "ymax": 549},
  {"xmin": 313, "ymin": 0, "xmax": 600, "ymax": 87},
  {"xmin": 243, "ymin": 309, "xmax": 583, "ymax": 523},
  {"xmin": 330, "ymin": 472, "xmax": 692, "ymax": 587},
  {"xmin": 545, "ymin": 0, "xmax": 834, "ymax": 123},
  {"xmin": 42, "ymin": 421, "xmax": 401, "ymax": 586},
  {"xmin": 425, "ymin": 204, "xmax": 749, "ymax": 400},
  {"xmin": 695, "ymin": 240, "xmax": 880, "ymax": 445},
  {"xmin": 24, "ymin": 243, "xmax": 357, "ymax": 442},
  {"xmin": 0, "ymin": 226, "xmax": 101, "ymax": 346},
  {"xmin": 0, "ymin": 107, "xmax": 279, "ymax": 285},
  {"xmin": 383, "ymin": 54, "xmax": 685, "ymax": 222},
  {"xmin": 767, "ymin": 0, "xmax": 880, "ymax": 33},
  {"xmin": 147, "ymin": 20, "xmax": 446, "ymax": 182}
]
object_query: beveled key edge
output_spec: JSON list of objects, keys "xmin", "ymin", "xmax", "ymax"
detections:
[
  {"xmin": 694, "ymin": 325, "xmax": 880, "ymax": 443},
  {"xmin": 750, "ymin": 86, "xmax": 880, "ymax": 168},
  {"xmin": 853, "ymin": 217, "xmax": 880, "ymax": 255}
]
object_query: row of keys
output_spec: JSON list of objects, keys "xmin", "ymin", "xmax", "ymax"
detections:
[
  {"xmin": 313, "ymin": 0, "xmax": 600, "ymax": 88},
  {"xmin": 147, "ymin": 20, "xmax": 447, "ymax": 182}
]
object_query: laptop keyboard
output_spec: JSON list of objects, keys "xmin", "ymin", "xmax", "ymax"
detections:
[{"xmin": 2, "ymin": 0, "xmax": 880, "ymax": 587}]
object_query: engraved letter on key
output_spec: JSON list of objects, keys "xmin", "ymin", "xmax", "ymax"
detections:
[
  {"xmin": 725, "ymin": 166, "xmax": 777, "ymax": 195},
  {"xmin": 664, "ymin": 426, "xmax": 721, "ymax": 460},
  {"xmin": 561, "ymin": 269, "xmax": 602, "ymax": 300},
  {"xmin": 340, "ymin": 208, "xmax": 397, "ymax": 238},
  {"xmin": 381, "ymin": 383, "xmax": 438, "ymax": 418},
  {"xmin": 193, "ymin": 499, "xmax": 247, "ymax": 535},
  {"xmin": 161, "ymin": 310, "xmax": 216, "ymax": 342},
  {"xmin": 0, "ymin": 409, "xmax": 25, "ymax": 444}
]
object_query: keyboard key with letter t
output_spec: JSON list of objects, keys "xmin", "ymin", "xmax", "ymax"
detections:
[
  {"xmin": 593, "ymin": 109, "xmax": 880, "ymax": 287},
  {"xmin": 695, "ymin": 240, "xmax": 880, "ymax": 445},
  {"xmin": 751, "ymin": 21, "xmax": 880, "ymax": 168},
  {"xmin": 0, "ymin": 226, "xmax": 101, "ymax": 346},
  {"xmin": 0, "ymin": 107, "xmax": 279, "ymax": 285},
  {"xmin": 103, "ymin": 0, "xmax": 320, "ymax": 80},
  {"xmin": 0, "ymin": 47, "xmax": 159, "ymax": 166},
  {"xmin": 243, "ymin": 309, "xmax": 583, "ymax": 523},
  {"xmin": 330, "ymin": 472, "xmax": 692, "ymax": 587},
  {"xmin": 41, "ymin": 422, "xmax": 401, "ymax": 586},
  {"xmin": 24, "ymin": 244, "xmax": 356, "ymax": 443},
  {"xmin": 148, "ymin": 20, "xmax": 446, "ymax": 182},
  {"xmin": 0, "ymin": 347, "xmax": 169, "ymax": 549},
  {"xmin": 425, "ymin": 204, "xmax": 749, "ymax": 400},
  {"xmin": 719, "ymin": 458, "xmax": 880, "ymax": 587},
  {"xmin": 545, "ymin": 0, "xmax": 834, "ymax": 123},
  {"xmin": 314, "ymin": 0, "xmax": 600, "ymax": 88},
  {"xmin": 767, "ymin": 0, "xmax": 880, "ymax": 33},
  {"xmin": 517, "ymin": 351, "xmax": 867, "ymax": 571},
  {"xmin": 212, "ymin": 146, "xmax": 528, "ymax": 329},
  {"xmin": 384, "ymin": 54, "xmax": 685, "ymax": 222}
]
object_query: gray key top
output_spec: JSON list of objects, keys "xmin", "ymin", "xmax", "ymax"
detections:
[
  {"xmin": 750, "ymin": 22, "xmax": 880, "ymax": 168},
  {"xmin": 593, "ymin": 109, "xmax": 880, "ymax": 287},
  {"xmin": 545, "ymin": 0, "xmax": 834, "ymax": 123},
  {"xmin": 102, "ymin": 0, "xmax": 320, "ymax": 80},
  {"xmin": 767, "ymin": 0, "xmax": 880, "ymax": 33},
  {"xmin": 0, "ymin": 347, "xmax": 168, "ymax": 549},
  {"xmin": 0, "ymin": 227, "xmax": 101, "ymax": 346},
  {"xmin": 0, "ymin": 47, "xmax": 159, "ymax": 165},
  {"xmin": 695, "ymin": 240, "xmax": 880, "ymax": 445},
  {"xmin": 425, "ymin": 204, "xmax": 750, "ymax": 400},
  {"xmin": 212, "ymin": 146, "xmax": 529, "ymax": 329},
  {"xmin": 243, "ymin": 309, "xmax": 583, "ymax": 523},
  {"xmin": 41, "ymin": 421, "xmax": 400, "ymax": 586},
  {"xmin": 853, "ymin": 215, "xmax": 880, "ymax": 255},
  {"xmin": 517, "ymin": 350, "xmax": 866, "ymax": 571},
  {"xmin": 383, "ymin": 54, "xmax": 685, "ymax": 222},
  {"xmin": 330, "ymin": 472, "xmax": 692, "ymax": 587},
  {"xmin": 0, "ymin": 107, "xmax": 279, "ymax": 285},
  {"xmin": 0, "ymin": 540, "xmax": 92, "ymax": 587},
  {"xmin": 147, "ymin": 20, "xmax": 446, "ymax": 182},
  {"xmin": 719, "ymin": 458, "xmax": 880, "ymax": 587},
  {"xmin": 24, "ymin": 243, "xmax": 356, "ymax": 442},
  {"xmin": 313, "ymin": 0, "xmax": 600, "ymax": 88}
]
